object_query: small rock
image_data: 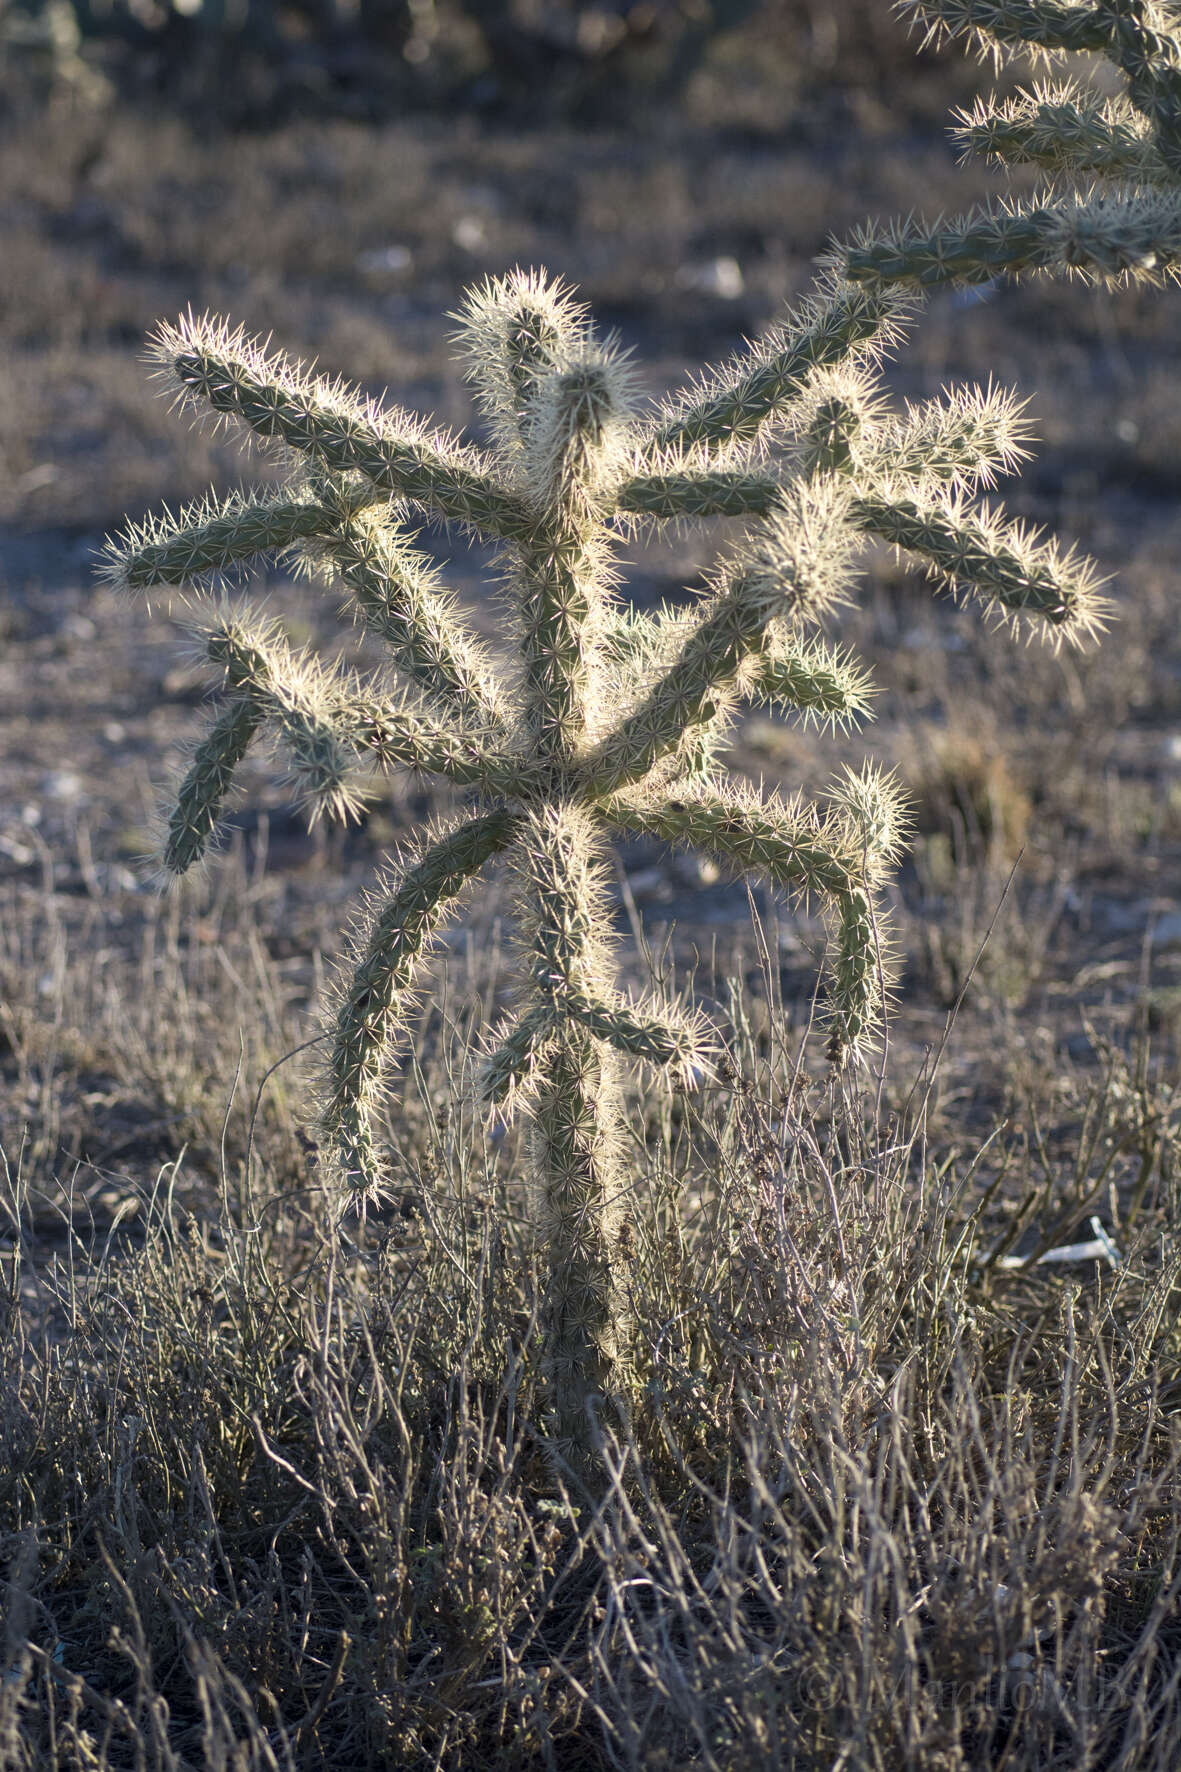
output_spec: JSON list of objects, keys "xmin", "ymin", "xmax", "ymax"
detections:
[
  {"xmin": 677, "ymin": 256, "xmax": 744, "ymax": 300},
  {"xmin": 44, "ymin": 770, "xmax": 82, "ymax": 801},
  {"xmin": 355, "ymin": 245, "xmax": 413, "ymax": 276},
  {"xmin": 452, "ymin": 216, "xmax": 487, "ymax": 253}
]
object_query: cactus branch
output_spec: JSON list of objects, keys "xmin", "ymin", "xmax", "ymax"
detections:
[
  {"xmin": 615, "ymin": 465, "xmax": 782, "ymax": 521},
  {"xmin": 323, "ymin": 509, "xmax": 508, "ymax": 724},
  {"xmin": 103, "ymin": 490, "xmax": 338, "ymax": 595},
  {"xmin": 323, "ymin": 808, "xmax": 522, "ymax": 1202},
  {"xmin": 851, "ymin": 484, "xmax": 1111, "ymax": 644},
  {"xmin": 200, "ymin": 610, "xmax": 366, "ymax": 823},
  {"xmin": 745, "ymin": 632, "xmax": 878, "ymax": 730},
  {"xmin": 164, "ymin": 697, "xmax": 263, "ymax": 877},
  {"xmin": 842, "ymin": 191, "xmax": 1181, "ymax": 289},
  {"xmin": 646, "ymin": 276, "xmax": 915, "ymax": 460},
  {"xmin": 152, "ymin": 312, "xmax": 531, "ymax": 540},
  {"xmin": 606, "ymin": 780, "xmax": 864, "ymax": 899},
  {"xmin": 954, "ymin": 83, "xmax": 1173, "ymax": 182}
]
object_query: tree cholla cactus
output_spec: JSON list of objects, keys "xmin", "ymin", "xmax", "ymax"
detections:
[
  {"xmin": 104, "ymin": 267, "xmax": 1106, "ymax": 1471},
  {"xmin": 840, "ymin": 0, "xmax": 1181, "ymax": 289}
]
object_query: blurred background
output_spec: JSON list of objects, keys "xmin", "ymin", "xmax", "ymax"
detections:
[{"xmin": 3, "ymin": 0, "xmax": 1181, "ymax": 1198}]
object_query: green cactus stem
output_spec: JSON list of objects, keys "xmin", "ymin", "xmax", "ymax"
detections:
[{"xmin": 104, "ymin": 266, "xmax": 1106, "ymax": 1481}]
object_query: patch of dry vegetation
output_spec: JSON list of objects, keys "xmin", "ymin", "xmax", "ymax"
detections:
[{"xmin": 3, "ymin": 876, "xmax": 1181, "ymax": 1768}]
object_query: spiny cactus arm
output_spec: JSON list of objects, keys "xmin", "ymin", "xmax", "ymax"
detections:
[
  {"xmin": 100, "ymin": 490, "xmax": 343, "ymax": 596},
  {"xmin": 791, "ymin": 366, "xmax": 1031, "ymax": 493},
  {"xmin": 598, "ymin": 605, "xmax": 875, "ymax": 733},
  {"xmin": 823, "ymin": 884, "xmax": 893, "ymax": 1066},
  {"xmin": 546, "ymin": 981, "xmax": 717, "ymax": 1088},
  {"xmin": 606, "ymin": 773, "xmax": 903, "ymax": 1065},
  {"xmin": 152, "ymin": 313, "xmax": 531, "ymax": 542},
  {"xmin": 954, "ymin": 84, "xmax": 1172, "ymax": 183},
  {"xmin": 859, "ymin": 382, "xmax": 1033, "ymax": 492},
  {"xmin": 203, "ymin": 615, "xmax": 521, "ymax": 812},
  {"xmin": 162, "ymin": 697, "xmax": 264, "ymax": 877},
  {"xmin": 595, "ymin": 606, "xmax": 693, "ymax": 688},
  {"xmin": 901, "ymin": 1, "xmax": 1181, "ymax": 178},
  {"xmin": 897, "ymin": 0, "xmax": 1121, "ymax": 57},
  {"xmin": 585, "ymin": 480, "xmax": 857, "ymax": 796},
  {"xmin": 850, "ymin": 483, "xmax": 1110, "ymax": 644},
  {"xmin": 327, "ymin": 690, "xmax": 526, "ymax": 793},
  {"xmin": 743, "ymin": 632, "xmax": 878, "ymax": 731},
  {"xmin": 321, "ymin": 508, "xmax": 510, "ymax": 726},
  {"xmin": 603, "ymin": 780, "xmax": 865, "ymax": 900},
  {"xmin": 641, "ymin": 276, "xmax": 914, "ymax": 462},
  {"xmin": 198, "ymin": 610, "xmax": 368, "ymax": 823},
  {"xmin": 477, "ymin": 1003, "xmax": 557, "ymax": 1110},
  {"xmin": 840, "ymin": 191, "xmax": 1181, "ymax": 289},
  {"xmin": 614, "ymin": 462, "xmax": 783, "ymax": 522},
  {"xmin": 452, "ymin": 269, "xmax": 593, "ymax": 459},
  {"xmin": 515, "ymin": 350, "xmax": 636, "ymax": 763},
  {"xmin": 820, "ymin": 765, "xmax": 908, "ymax": 1064},
  {"xmin": 323, "ymin": 807, "xmax": 522, "ymax": 1202}
]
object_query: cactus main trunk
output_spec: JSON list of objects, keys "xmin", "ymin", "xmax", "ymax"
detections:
[{"xmin": 530, "ymin": 1029, "xmax": 629, "ymax": 1478}]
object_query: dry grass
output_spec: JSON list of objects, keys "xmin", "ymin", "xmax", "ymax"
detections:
[{"xmin": 3, "ymin": 872, "xmax": 1181, "ymax": 1768}]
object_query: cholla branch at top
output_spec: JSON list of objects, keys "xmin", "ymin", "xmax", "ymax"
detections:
[
  {"xmin": 837, "ymin": 0, "xmax": 1181, "ymax": 289},
  {"xmin": 102, "ymin": 266, "xmax": 1108, "ymax": 1214}
]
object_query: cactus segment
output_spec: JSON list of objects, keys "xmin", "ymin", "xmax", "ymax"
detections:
[
  {"xmin": 102, "ymin": 491, "xmax": 337, "ymax": 596},
  {"xmin": 111, "ymin": 261, "xmax": 1109, "ymax": 1472},
  {"xmin": 843, "ymin": 193, "xmax": 1181, "ymax": 288},
  {"xmin": 164, "ymin": 697, "xmax": 263, "ymax": 877},
  {"xmin": 615, "ymin": 466, "xmax": 782, "ymax": 521},
  {"xmin": 897, "ymin": 0, "xmax": 1115, "ymax": 57},
  {"xmin": 647, "ymin": 275, "xmax": 916, "ymax": 460},
  {"xmin": 477, "ymin": 1005, "xmax": 557, "ymax": 1109},
  {"xmin": 324, "ymin": 509, "xmax": 507, "ymax": 724},
  {"xmin": 199, "ymin": 610, "xmax": 366, "ymax": 824},
  {"xmin": 746, "ymin": 633, "xmax": 878, "ymax": 731},
  {"xmin": 954, "ymin": 84, "xmax": 1171, "ymax": 183},
  {"xmin": 151, "ymin": 312, "xmax": 531, "ymax": 540},
  {"xmin": 451, "ymin": 268, "xmax": 593, "ymax": 458},
  {"xmin": 852, "ymin": 486, "xmax": 1110, "ymax": 644},
  {"xmin": 606, "ymin": 780, "xmax": 865, "ymax": 900},
  {"xmin": 556, "ymin": 983, "xmax": 716, "ymax": 1085},
  {"xmin": 323, "ymin": 808, "xmax": 522, "ymax": 1201},
  {"xmin": 824, "ymin": 884, "xmax": 887, "ymax": 1067},
  {"xmin": 859, "ymin": 383, "xmax": 1033, "ymax": 492},
  {"xmin": 331, "ymin": 692, "xmax": 516, "ymax": 790}
]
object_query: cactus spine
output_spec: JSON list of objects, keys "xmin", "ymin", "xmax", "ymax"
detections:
[{"xmin": 105, "ymin": 267, "xmax": 1106, "ymax": 1476}]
